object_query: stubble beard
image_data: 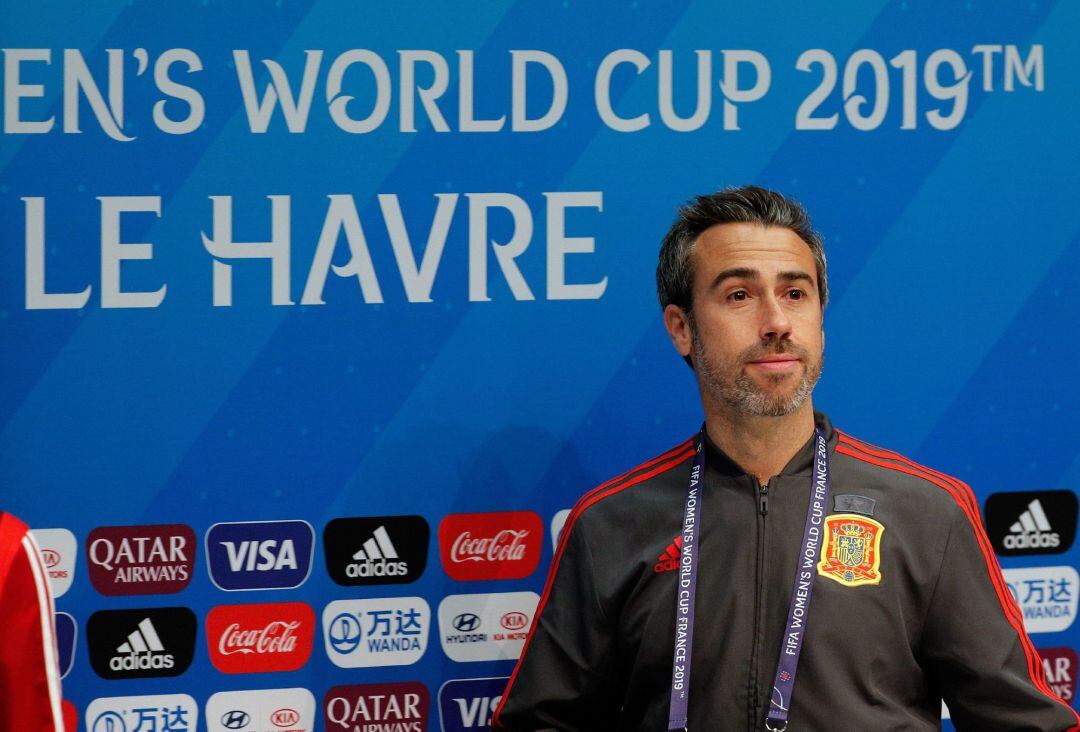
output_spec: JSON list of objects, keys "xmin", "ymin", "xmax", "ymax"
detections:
[{"xmin": 690, "ymin": 323, "xmax": 823, "ymax": 419}]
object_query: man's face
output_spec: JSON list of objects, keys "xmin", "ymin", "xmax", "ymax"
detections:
[{"xmin": 665, "ymin": 222, "xmax": 825, "ymax": 418}]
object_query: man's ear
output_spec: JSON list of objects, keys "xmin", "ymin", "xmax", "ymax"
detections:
[{"xmin": 663, "ymin": 304, "xmax": 693, "ymax": 358}]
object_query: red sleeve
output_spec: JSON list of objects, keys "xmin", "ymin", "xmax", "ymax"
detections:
[{"xmin": 0, "ymin": 513, "xmax": 65, "ymax": 731}]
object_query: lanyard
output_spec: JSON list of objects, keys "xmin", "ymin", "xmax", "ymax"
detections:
[{"xmin": 667, "ymin": 428, "xmax": 831, "ymax": 732}]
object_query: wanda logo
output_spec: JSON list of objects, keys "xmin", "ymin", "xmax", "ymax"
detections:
[
  {"xmin": 206, "ymin": 602, "xmax": 314, "ymax": 673},
  {"xmin": 41, "ymin": 549, "xmax": 61, "ymax": 568},
  {"xmin": 271, "ymin": 708, "xmax": 300, "ymax": 726},
  {"xmin": 439, "ymin": 512, "xmax": 543, "ymax": 581},
  {"xmin": 501, "ymin": 611, "xmax": 528, "ymax": 630}
]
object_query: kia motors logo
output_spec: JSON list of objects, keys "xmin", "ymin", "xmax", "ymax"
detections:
[
  {"xmin": 324, "ymin": 682, "xmax": 429, "ymax": 730},
  {"xmin": 87, "ymin": 607, "xmax": 196, "ymax": 680},
  {"xmin": 500, "ymin": 612, "xmax": 527, "ymax": 631},
  {"xmin": 324, "ymin": 516, "xmax": 430, "ymax": 586},
  {"xmin": 207, "ymin": 602, "xmax": 315, "ymax": 673},
  {"xmin": 437, "ymin": 677, "xmax": 508, "ymax": 732},
  {"xmin": 438, "ymin": 593, "xmax": 539, "ymax": 662},
  {"xmin": 87, "ymin": 694, "xmax": 198, "ymax": 732},
  {"xmin": 31, "ymin": 528, "xmax": 77, "ymax": 598},
  {"xmin": 206, "ymin": 689, "xmax": 316, "ymax": 732},
  {"xmin": 206, "ymin": 520, "xmax": 315, "ymax": 591},
  {"xmin": 271, "ymin": 708, "xmax": 300, "ymax": 726},
  {"xmin": 221, "ymin": 710, "xmax": 250, "ymax": 728},
  {"xmin": 86, "ymin": 524, "xmax": 195, "ymax": 596},
  {"xmin": 42, "ymin": 548, "xmax": 61, "ymax": 568},
  {"xmin": 985, "ymin": 491, "xmax": 1078, "ymax": 556},
  {"xmin": 453, "ymin": 613, "xmax": 482, "ymax": 632},
  {"xmin": 438, "ymin": 512, "xmax": 542, "ymax": 581}
]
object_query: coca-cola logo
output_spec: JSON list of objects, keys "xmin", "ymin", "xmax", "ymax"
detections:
[
  {"xmin": 218, "ymin": 620, "xmax": 301, "ymax": 656},
  {"xmin": 41, "ymin": 549, "xmax": 62, "ymax": 568},
  {"xmin": 451, "ymin": 529, "xmax": 530, "ymax": 563},
  {"xmin": 271, "ymin": 708, "xmax": 300, "ymax": 726},
  {"xmin": 207, "ymin": 602, "xmax": 314, "ymax": 674},
  {"xmin": 439, "ymin": 512, "xmax": 542, "ymax": 582},
  {"xmin": 500, "ymin": 612, "xmax": 528, "ymax": 630}
]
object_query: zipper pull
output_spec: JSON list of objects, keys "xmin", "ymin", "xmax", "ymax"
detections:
[{"xmin": 759, "ymin": 481, "xmax": 769, "ymax": 516}]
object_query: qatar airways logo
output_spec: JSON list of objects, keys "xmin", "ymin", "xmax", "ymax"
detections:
[
  {"xmin": 207, "ymin": 602, "xmax": 315, "ymax": 673},
  {"xmin": 438, "ymin": 512, "xmax": 542, "ymax": 581},
  {"xmin": 87, "ymin": 524, "xmax": 195, "ymax": 595}
]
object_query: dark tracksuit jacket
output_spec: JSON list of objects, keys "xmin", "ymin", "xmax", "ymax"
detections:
[{"xmin": 493, "ymin": 413, "xmax": 1078, "ymax": 731}]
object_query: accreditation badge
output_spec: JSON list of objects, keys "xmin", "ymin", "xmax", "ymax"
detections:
[{"xmin": 817, "ymin": 514, "xmax": 884, "ymax": 587}]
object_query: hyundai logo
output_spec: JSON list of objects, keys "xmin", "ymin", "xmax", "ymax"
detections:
[
  {"xmin": 329, "ymin": 612, "xmax": 363, "ymax": 654},
  {"xmin": 221, "ymin": 710, "xmax": 250, "ymax": 729},
  {"xmin": 453, "ymin": 612, "xmax": 482, "ymax": 632}
]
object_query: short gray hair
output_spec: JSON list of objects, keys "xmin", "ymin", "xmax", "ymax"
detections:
[{"xmin": 656, "ymin": 185, "xmax": 828, "ymax": 312}]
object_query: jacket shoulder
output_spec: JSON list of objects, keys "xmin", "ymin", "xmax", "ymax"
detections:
[
  {"xmin": 565, "ymin": 437, "xmax": 695, "ymax": 537},
  {"xmin": 833, "ymin": 429, "xmax": 977, "ymax": 519}
]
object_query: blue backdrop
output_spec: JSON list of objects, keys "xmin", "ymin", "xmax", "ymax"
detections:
[{"xmin": 2, "ymin": 1, "xmax": 1077, "ymax": 730}]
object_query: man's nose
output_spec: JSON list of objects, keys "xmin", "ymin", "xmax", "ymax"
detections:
[{"xmin": 759, "ymin": 293, "xmax": 792, "ymax": 341}]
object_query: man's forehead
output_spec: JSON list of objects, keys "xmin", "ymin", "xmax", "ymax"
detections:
[{"xmin": 692, "ymin": 222, "xmax": 815, "ymax": 272}]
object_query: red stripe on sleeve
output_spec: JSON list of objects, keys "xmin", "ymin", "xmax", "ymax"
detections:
[
  {"xmin": 837, "ymin": 434, "xmax": 1079, "ymax": 728},
  {"xmin": 492, "ymin": 441, "xmax": 696, "ymax": 728}
]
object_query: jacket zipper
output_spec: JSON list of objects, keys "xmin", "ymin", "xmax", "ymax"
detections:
[{"xmin": 749, "ymin": 478, "xmax": 769, "ymax": 730}]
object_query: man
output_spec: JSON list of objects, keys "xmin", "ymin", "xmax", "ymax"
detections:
[
  {"xmin": 0, "ymin": 511, "xmax": 66, "ymax": 729},
  {"xmin": 492, "ymin": 186, "xmax": 1078, "ymax": 730}
]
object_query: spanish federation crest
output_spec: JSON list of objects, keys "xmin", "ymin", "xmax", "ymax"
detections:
[{"xmin": 817, "ymin": 514, "xmax": 884, "ymax": 587}]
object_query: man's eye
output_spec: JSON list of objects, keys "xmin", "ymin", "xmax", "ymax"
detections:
[
  {"xmin": 728, "ymin": 290, "xmax": 748, "ymax": 302},
  {"xmin": 788, "ymin": 289, "xmax": 805, "ymax": 300}
]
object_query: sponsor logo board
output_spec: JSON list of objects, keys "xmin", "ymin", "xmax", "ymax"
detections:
[
  {"xmin": 550, "ymin": 510, "xmax": 570, "ymax": 551},
  {"xmin": 324, "ymin": 516, "xmax": 429, "ymax": 586},
  {"xmin": 1003, "ymin": 566, "xmax": 1079, "ymax": 633},
  {"xmin": 325, "ymin": 681, "xmax": 429, "ymax": 732},
  {"xmin": 438, "ymin": 592, "xmax": 539, "ymax": 662},
  {"xmin": 87, "ymin": 524, "xmax": 195, "ymax": 595},
  {"xmin": 87, "ymin": 607, "xmax": 196, "ymax": 679},
  {"xmin": 206, "ymin": 688, "xmax": 317, "ymax": 732},
  {"xmin": 86, "ymin": 693, "xmax": 198, "ymax": 732},
  {"xmin": 1041, "ymin": 647, "xmax": 1078, "ymax": 703},
  {"xmin": 985, "ymin": 491, "xmax": 1078, "ymax": 556},
  {"xmin": 63, "ymin": 700, "xmax": 78, "ymax": 732},
  {"xmin": 323, "ymin": 597, "xmax": 430, "ymax": 668},
  {"xmin": 438, "ymin": 512, "xmax": 542, "ymax": 581},
  {"xmin": 31, "ymin": 528, "xmax": 77, "ymax": 598},
  {"xmin": 206, "ymin": 519, "xmax": 315, "ymax": 591},
  {"xmin": 437, "ymin": 677, "xmax": 508, "ymax": 732},
  {"xmin": 207, "ymin": 602, "xmax": 315, "ymax": 673},
  {"xmin": 56, "ymin": 611, "xmax": 77, "ymax": 678}
]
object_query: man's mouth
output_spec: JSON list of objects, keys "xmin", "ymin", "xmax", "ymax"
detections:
[{"xmin": 747, "ymin": 355, "xmax": 801, "ymax": 372}]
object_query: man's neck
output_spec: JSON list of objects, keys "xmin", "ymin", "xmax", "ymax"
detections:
[{"xmin": 704, "ymin": 401, "xmax": 817, "ymax": 486}]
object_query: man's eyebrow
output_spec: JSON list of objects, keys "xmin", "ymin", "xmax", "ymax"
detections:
[
  {"xmin": 778, "ymin": 270, "xmax": 815, "ymax": 285},
  {"xmin": 708, "ymin": 267, "xmax": 759, "ymax": 290}
]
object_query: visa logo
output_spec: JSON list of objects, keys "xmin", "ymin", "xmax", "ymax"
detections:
[
  {"xmin": 452, "ymin": 695, "xmax": 500, "ymax": 727},
  {"xmin": 206, "ymin": 520, "xmax": 315, "ymax": 591},
  {"xmin": 438, "ymin": 677, "xmax": 508, "ymax": 732},
  {"xmin": 222, "ymin": 539, "xmax": 298, "ymax": 572}
]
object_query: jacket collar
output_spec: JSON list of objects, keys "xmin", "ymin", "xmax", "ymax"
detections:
[{"xmin": 701, "ymin": 410, "xmax": 837, "ymax": 479}]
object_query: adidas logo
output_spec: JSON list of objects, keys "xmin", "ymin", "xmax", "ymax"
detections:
[
  {"xmin": 109, "ymin": 618, "xmax": 175, "ymax": 671},
  {"xmin": 1005, "ymin": 499, "xmax": 1061, "ymax": 550},
  {"xmin": 654, "ymin": 535, "xmax": 683, "ymax": 573},
  {"xmin": 346, "ymin": 525, "xmax": 408, "ymax": 578}
]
